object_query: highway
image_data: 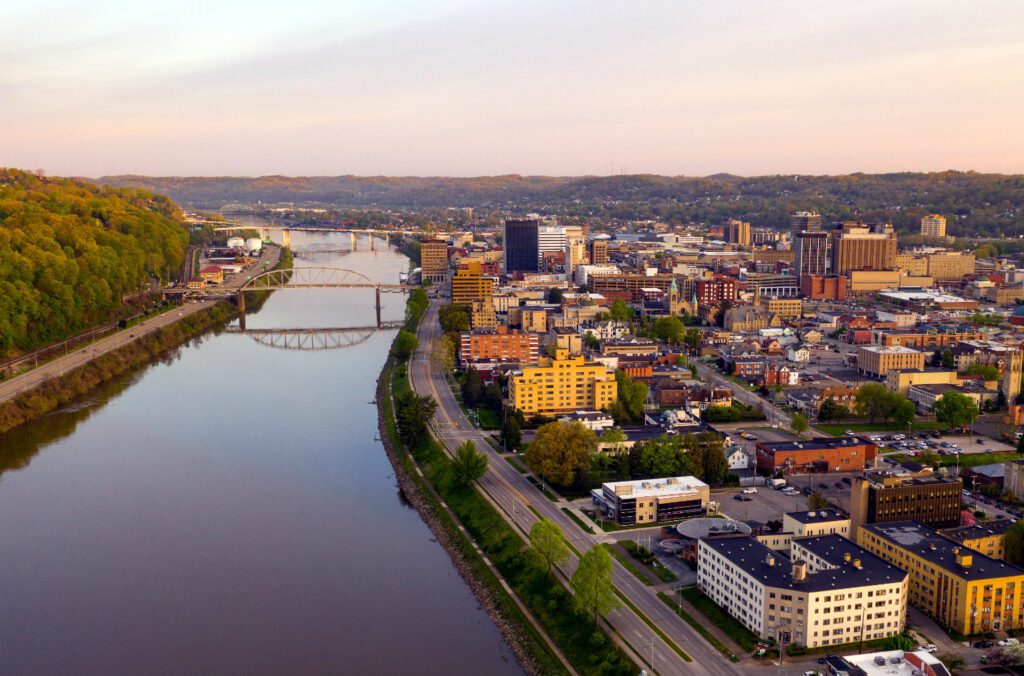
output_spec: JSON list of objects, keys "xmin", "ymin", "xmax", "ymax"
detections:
[
  {"xmin": 410, "ymin": 301, "xmax": 747, "ymax": 676},
  {"xmin": 0, "ymin": 246, "xmax": 280, "ymax": 406}
]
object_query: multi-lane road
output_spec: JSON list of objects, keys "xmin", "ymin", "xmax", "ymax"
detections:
[
  {"xmin": 410, "ymin": 301, "xmax": 747, "ymax": 676},
  {"xmin": 0, "ymin": 246, "xmax": 279, "ymax": 406}
]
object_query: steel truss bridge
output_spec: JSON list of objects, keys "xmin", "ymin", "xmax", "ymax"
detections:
[
  {"xmin": 225, "ymin": 324, "xmax": 403, "ymax": 350},
  {"xmin": 192, "ymin": 219, "xmax": 419, "ymax": 249},
  {"xmin": 164, "ymin": 267, "xmax": 416, "ymax": 328}
]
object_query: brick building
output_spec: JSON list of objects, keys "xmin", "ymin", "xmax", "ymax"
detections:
[
  {"xmin": 755, "ymin": 437, "xmax": 877, "ymax": 474},
  {"xmin": 459, "ymin": 327, "xmax": 539, "ymax": 367}
]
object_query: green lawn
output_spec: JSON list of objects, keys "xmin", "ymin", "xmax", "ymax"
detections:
[
  {"xmin": 475, "ymin": 406, "xmax": 501, "ymax": 430},
  {"xmin": 680, "ymin": 586, "xmax": 760, "ymax": 652},
  {"xmin": 658, "ymin": 593, "xmax": 739, "ymax": 662},
  {"xmin": 560, "ymin": 507, "xmax": 595, "ymax": 534},
  {"xmin": 602, "ymin": 544, "xmax": 653, "ymax": 586},
  {"xmin": 816, "ymin": 421, "xmax": 948, "ymax": 435}
]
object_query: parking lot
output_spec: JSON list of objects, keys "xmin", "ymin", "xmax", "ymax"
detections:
[
  {"xmin": 865, "ymin": 429, "xmax": 1016, "ymax": 456},
  {"xmin": 717, "ymin": 472, "xmax": 854, "ymax": 523}
]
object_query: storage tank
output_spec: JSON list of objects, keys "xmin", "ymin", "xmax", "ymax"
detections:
[
  {"xmin": 226, "ymin": 236, "xmax": 245, "ymax": 249},
  {"xmin": 245, "ymin": 237, "xmax": 263, "ymax": 252}
]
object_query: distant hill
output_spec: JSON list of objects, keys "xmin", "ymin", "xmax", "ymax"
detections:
[
  {"xmin": 96, "ymin": 172, "xmax": 1024, "ymax": 237},
  {"xmin": 0, "ymin": 169, "xmax": 188, "ymax": 356}
]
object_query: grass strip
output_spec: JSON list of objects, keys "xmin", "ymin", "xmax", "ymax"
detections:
[
  {"xmin": 614, "ymin": 589, "xmax": 692, "ymax": 662},
  {"xmin": 560, "ymin": 507, "xmax": 595, "ymax": 534},
  {"xmin": 602, "ymin": 544, "xmax": 653, "ymax": 586},
  {"xmin": 657, "ymin": 592, "xmax": 739, "ymax": 662},
  {"xmin": 680, "ymin": 586, "xmax": 759, "ymax": 652},
  {"xmin": 504, "ymin": 455, "xmax": 527, "ymax": 473}
]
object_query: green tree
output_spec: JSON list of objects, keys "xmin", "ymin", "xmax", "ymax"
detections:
[
  {"xmin": 438, "ymin": 304, "xmax": 470, "ymax": 332},
  {"xmin": 791, "ymin": 413, "xmax": 809, "ymax": 438},
  {"xmin": 529, "ymin": 518, "xmax": 570, "ymax": 574},
  {"xmin": 967, "ymin": 363, "xmax": 1000, "ymax": 381},
  {"xmin": 892, "ymin": 397, "xmax": 916, "ymax": 426},
  {"xmin": 571, "ymin": 546, "xmax": 619, "ymax": 624},
  {"xmin": 934, "ymin": 392, "xmax": 980, "ymax": 431},
  {"xmin": 451, "ymin": 440, "xmax": 488, "ymax": 486},
  {"xmin": 683, "ymin": 328, "xmax": 701, "ymax": 353},
  {"xmin": 392, "ymin": 329, "xmax": 419, "ymax": 360},
  {"xmin": 545, "ymin": 287, "xmax": 564, "ymax": 304},
  {"xmin": 430, "ymin": 333, "xmax": 455, "ymax": 372},
  {"xmin": 919, "ymin": 449, "xmax": 940, "ymax": 469},
  {"xmin": 582, "ymin": 332, "xmax": 601, "ymax": 351},
  {"xmin": 609, "ymin": 370, "xmax": 649, "ymax": 424},
  {"xmin": 608, "ymin": 300, "xmax": 632, "ymax": 322},
  {"xmin": 462, "ymin": 367, "xmax": 485, "ymax": 407},
  {"xmin": 653, "ymin": 316, "xmax": 686, "ymax": 344},
  {"xmin": 882, "ymin": 634, "xmax": 915, "ymax": 652},
  {"xmin": 500, "ymin": 415, "xmax": 522, "ymax": 450},
  {"xmin": 407, "ymin": 287, "xmax": 429, "ymax": 323},
  {"xmin": 1005, "ymin": 520, "xmax": 1024, "ymax": 564},
  {"xmin": 703, "ymin": 442, "xmax": 730, "ymax": 484},
  {"xmin": 941, "ymin": 348, "xmax": 955, "ymax": 369},
  {"xmin": 807, "ymin": 490, "xmax": 829, "ymax": 510},
  {"xmin": 599, "ymin": 428, "xmax": 627, "ymax": 444},
  {"xmin": 525, "ymin": 421, "xmax": 597, "ymax": 487},
  {"xmin": 394, "ymin": 391, "xmax": 437, "ymax": 445},
  {"xmin": 817, "ymin": 398, "xmax": 849, "ymax": 422}
]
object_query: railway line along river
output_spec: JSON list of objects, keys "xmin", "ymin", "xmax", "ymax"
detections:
[{"xmin": 0, "ymin": 230, "xmax": 522, "ymax": 675}]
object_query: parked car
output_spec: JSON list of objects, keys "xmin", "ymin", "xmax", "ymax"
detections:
[
  {"xmin": 819, "ymin": 483, "xmax": 829, "ymax": 489},
  {"xmin": 742, "ymin": 487, "xmax": 757, "ymax": 494},
  {"xmin": 998, "ymin": 637, "xmax": 1019, "ymax": 647},
  {"xmin": 842, "ymin": 477, "xmax": 852, "ymax": 484},
  {"xmin": 975, "ymin": 640, "xmax": 994, "ymax": 649},
  {"xmin": 834, "ymin": 481, "xmax": 844, "ymax": 488},
  {"xmin": 919, "ymin": 644, "xmax": 937, "ymax": 653},
  {"xmin": 734, "ymin": 494, "xmax": 752, "ymax": 501}
]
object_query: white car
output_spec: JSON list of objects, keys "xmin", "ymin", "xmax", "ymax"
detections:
[
  {"xmin": 742, "ymin": 487, "xmax": 757, "ymax": 494},
  {"xmin": 919, "ymin": 644, "xmax": 937, "ymax": 653},
  {"xmin": 998, "ymin": 638, "xmax": 1020, "ymax": 647}
]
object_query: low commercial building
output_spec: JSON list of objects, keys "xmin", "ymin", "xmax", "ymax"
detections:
[
  {"xmin": 558, "ymin": 410, "xmax": 614, "ymax": 432},
  {"xmin": 698, "ymin": 534, "xmax": 908, "ymax": 649},
  {"xmin": 755, "ymin": 437, "xmax": 877, "ymax": 474},
  {"xmin": 858, "ymin": 521, "xmax": 1024, "ymax": 634},
  {"xmin": 602, "ymin": 336, "xmax": 658, "ymax": 357},
  {"xmin": 459, "ymin": 327, "xmax": 539, "ymax": 367},
  {"xmin": 800, "ymin": 274, "xmax": 847, "ymax": 300},
  {"xmin": 508, "ymin": 348, "xmax": 617, "ymax": 417},
  {"xmin": 762, "ymin": 297, "xmax": 802, "ymax": 319},
  {"xmin": 884, "ymin": 368, "xmax": 960, "ymax": 396},
  {"xmin": 199, "ymin": 265, "xmax": 224, "ymax": 284},
  {"xmin": 783, "ymin": 510, "xmax": 851, "ymax": 539},
  {"xmin": 850, "ymin": 471, "xmax": 962, "ymax": 533},
  {"xmin": 857, "ymin": 345, "xmax": 926, "ymax": 378},
  {"xmin": 592, "ymin": 476, "xmax": 709, "ymax": 526},
  {"xmin": 907, "ymin": 382, "xmax": 993, "ymax": 413},
  {"xmin": 829, "ymin": 649, "xmax": 952, "ymax": 676},
  {"xmin": 874, "ymin": 329, "xmax": 984, "ymax": 349}
]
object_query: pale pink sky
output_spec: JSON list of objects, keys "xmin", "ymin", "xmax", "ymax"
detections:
[{"xmin": 2, "ymin": 0, "xmax": 1022, "ymax": 176}]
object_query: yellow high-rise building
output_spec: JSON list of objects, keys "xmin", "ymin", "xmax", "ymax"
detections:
[
  {"xmin": 509, "ymin": 349, "xmax": 617, "ymax": 416},
  {"xmin": 451, "ymin": 261, "xmax": 494, "ymax": 306},
  {"xmin": 921, "ymin": 214, "xmax": 947, "ymax": 238}
]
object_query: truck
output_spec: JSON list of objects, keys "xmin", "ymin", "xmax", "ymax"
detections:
[{"xmin": 770, "ymin": 479, "xmax": 787, "ymax": 489}]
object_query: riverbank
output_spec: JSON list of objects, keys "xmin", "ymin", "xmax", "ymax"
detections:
[
  {"xmin": 0, "ymin": 248, "xmax": 292, "ymax": 435},
  {"xmin": 376, "ymin": 296, "xmax": 638, "ymax": 676}
]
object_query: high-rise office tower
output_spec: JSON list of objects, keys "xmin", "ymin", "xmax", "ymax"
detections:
[
  {"xmin": 725, "ymin": 219, "xmax": 751, "ymax": 246},
  {"xmin": 831, "ymin": 222, "xmax": 897, "ymax": 276},
  {"xmin": 920, "ymin": 214, "xmax": 947, "ymax": 238},
  {"xmin": 503, "ymin": 218, "xmax": 540, "ymax": 273},
  {"xmin": 791, "ymin": 211, "xmax": 822, "ymax": 232},
  {"xmin": 420, "ymin": 238, "xmax": 449, "ymax": 283},
  {"xmin": 588, "ymin": 239, "xmax": 609, "ymax": 265},
  {"xmin": 795, "ymin": 231, "xmax": 829, "ymax": 277}
]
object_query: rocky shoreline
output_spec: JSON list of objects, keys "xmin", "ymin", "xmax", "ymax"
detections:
[{"xmin": 374, "ymin": 360, "xmax": 543, "ymax": 676}]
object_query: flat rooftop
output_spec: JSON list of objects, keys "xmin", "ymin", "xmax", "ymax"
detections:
[
  {"xmin": 863, "ymin": 521, "xmax": 1024, "ymax": 580},
  {"xmin": 841, "ymin": 650, "xmax": 950, "ymax": 676},
  {"xmin": 858, "ymin": 345, "xmax": 922, "ymax": 355},
  {"xmin": 786, "ymin": 509, "xmax": 849, "ymax": 525},
  {"xmin": 940, "ymin": 518, "xmax": 1014, "ymax": 544},
  {"xmin": 602, "ymin": 476, "xmax": 707, "ymax": 499},
  {"xmin": 701, "ymin": 534, "xmax": 905, "ymax": 592},
  {"xmin": 757, "ymin": 436, "xmax": 874, "ymax": 453}
]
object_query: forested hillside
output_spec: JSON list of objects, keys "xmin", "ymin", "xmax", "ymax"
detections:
[
  {"xmin": 0, "ymin": 169, "xmax": 188, "ymax": 356},
  {"xmin": 98, "ymin": 172, "xmax": 1024, "ymax": 237}
]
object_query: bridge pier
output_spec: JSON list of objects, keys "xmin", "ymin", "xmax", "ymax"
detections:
[
  {"xmin": 238, "ymin": 292, "xmax": 246, "ymax": 331},
  {"xmin": 375, "ymin": 287, "xmax": 381, "ymax": 328},
  {"xmin": 350, "ymin": 232, "xmax": 357, "ymax": 250},
  {"xmin": 282, "ymin": 230, "xmax": 291, "ymax": 248},
  {"xmin": 370, "ymin": 234, "xmax": 375, "ymax": 251},
  {"xmin": 385, "ymin": 233, "xmax": 390, "ymax": 246}
]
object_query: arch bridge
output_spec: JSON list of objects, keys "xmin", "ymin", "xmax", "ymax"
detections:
[
  {"xmin": 168, "ymin": 267, "xmax": 417, "ymax": 328},
  {"xmin": 225, "ymin": 324, "xmax": 403, "ymax": 351}
]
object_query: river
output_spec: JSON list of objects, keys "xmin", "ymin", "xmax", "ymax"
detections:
[{"xmin": 0, "ymin": 230, "xmax": 522, "ymax": 675}]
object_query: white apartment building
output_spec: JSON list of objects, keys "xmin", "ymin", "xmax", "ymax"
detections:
[{"xmin": 698, "ymin": 534, "xmax": 907, "ymax": 649}]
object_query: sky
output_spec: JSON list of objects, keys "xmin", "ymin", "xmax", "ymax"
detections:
[{"xmin": 2, "ymin": 0, "xmax": 1023, "ymax": 177}]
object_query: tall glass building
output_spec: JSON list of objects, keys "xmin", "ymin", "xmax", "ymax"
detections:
[{"xmin": 503, "ymin": 218, "xmax": 540, "ymax": 273}]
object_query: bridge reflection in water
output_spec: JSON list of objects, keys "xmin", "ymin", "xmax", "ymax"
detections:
[{"xmin": 226, "ymin": 324, "xmax": 403, "ymax": 351}]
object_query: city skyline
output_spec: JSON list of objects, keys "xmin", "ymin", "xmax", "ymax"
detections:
[{"xmin": 3, "ymin": 0, "xmax": 1023, "ymax": 177}]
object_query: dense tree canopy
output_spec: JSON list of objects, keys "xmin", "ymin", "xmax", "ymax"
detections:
[
  {"xmin": 933, "ymin": 392, "xmax": 980, "ymax": 430},
  {"xmin": 0, "ymin": 169, "xmax": 189, "ymax": 355},
  {"xmin": 525, "ymin": 420, "xmax": 597, "ymax": 487}
]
